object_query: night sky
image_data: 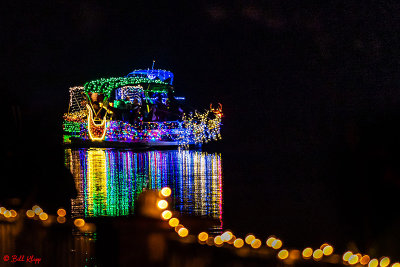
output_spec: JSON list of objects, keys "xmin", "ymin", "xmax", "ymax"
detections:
[{"xmin": 3, "ymin": 0, "xmax": 400, "ymax": 258}]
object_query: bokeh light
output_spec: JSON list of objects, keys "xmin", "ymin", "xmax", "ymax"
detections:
[
  {"xmin": 26, "ymin": 210, "xmax": 35, "ymax": 218},
  {"xmin": 369, "ymin": 259, "xmax": 379, "ymax": 267},
  {"xmin": 168, "ymin": 218, "xmax": 179, "ymax": 227},
  {"xmin": 198, "ymin": 232, "xmax": 208, "ymax": 242},
  {"xmin": 278, "ymin": 249, "xmax": 289, "ymax": 260},
  {"xmin": 234, "ymin": 238, "xmax": 244, "ymax": 248},
  {"xmin": 313, "ymin": 249, "xmax": 323, "ymax": 260},
  {"xmin": 157, "ymin": 200, "xmax": 168, "ymax": 210},
  {"xmin": 161, "ymin": 210, "xmax": 172, "ymax": 220},
  {"xmin": 160, "ymin": 187, "xmax": 172, "ymax": 197},
  {"xmin": 74, "ymin": 218, "xmax": 85, "ymax": 227},
  {"xmin": 302, "ymin": 247, "xmax": 313, "ymax": 258},
  {"xmin": 57, "ymin": 208, "xmax": 66, "ymax": 217},
  {"xmin": 250, "ymin": 239, "xmax": 262, "ymax": 249},
  {"xmin": 178, "ymin": 227, "xmax": 188, "ymax": 237},
  {"xmin": 360, "ymin": 255, "xmax": 371, "ymax": 265},
  {"xmin": 380, "ymin": 257, "xmax": 390, "ymax": 267},
  {"xmin": 272, "ymin": 239, "xmax": 283, "ymax": 249},
  {"xmin": 245, "ymin": 234, "xmax": 255, "ymax": 244}
]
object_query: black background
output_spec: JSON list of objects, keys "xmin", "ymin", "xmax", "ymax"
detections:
[{"xmin": 2, "ymin": 0, "xmax": 400, "ymax": 258}]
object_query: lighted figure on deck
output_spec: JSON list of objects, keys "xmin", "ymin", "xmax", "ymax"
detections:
[{"xmin": 63, "ymin": 68, "xmax": 222, "ymax": 147}]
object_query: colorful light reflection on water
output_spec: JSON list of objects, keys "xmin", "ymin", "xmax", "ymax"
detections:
[{"xmin": 65, "ymin": 148, "xmax": 223, "ymax": 225}]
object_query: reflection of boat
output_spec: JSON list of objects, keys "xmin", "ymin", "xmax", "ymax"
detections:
[
  {"xmin": 63, "ymin": 69, "xmax": 222, "ymax": 148},
  {"xmin": 65, "ymin": 148, "xmax": 223, "ymax": 230}
]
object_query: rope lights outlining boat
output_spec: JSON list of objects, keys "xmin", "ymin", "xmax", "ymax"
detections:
[{"xmin": 63, "ymin": 67, "xmax": 222, "ymax": 148}]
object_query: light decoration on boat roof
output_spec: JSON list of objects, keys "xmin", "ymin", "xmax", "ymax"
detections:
[
  {"xmin": 126, "ymin": 69, "xmax": 174, "ymax": 85},
  {"xmin": 84, "ymin": 77, "xmax": 170, "ymax": 97}
]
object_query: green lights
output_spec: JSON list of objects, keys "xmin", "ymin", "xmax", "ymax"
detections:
[{"xmin": 84, "ymin": 77, "xmax": 170, "ymax": 97}]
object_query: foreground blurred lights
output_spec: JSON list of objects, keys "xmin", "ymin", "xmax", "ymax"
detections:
[
  {"xmin": 0, "ymin": 207, "xmax": 5, "ymax": 214},
  {"xmin": 380, "ymin": 257, "xmax": 390, "ymax": 267},
  {"xmin": 214, "ymin": 236, "xmax": 223, "ymax": 246},
  {"xmin": 266, "ymin": 236, "xmax": 276, "ymax": 247},
  {"xmin": 369, "ymin": 259, "xmax": 379, "ymax": 267},
  {"xmin": 221, "ymin": 231, "xmax": 233, "ymax": 242},
  {"xmin": 4, "ymin": 210, "xmax": 11, "ymax": 218},
  {"xmin": 10, "ymin": 210, "xmax": 17, "ymax": 217},
  {"xmin": 391, "ymin": 263, "xmax": 400, "ymax": 267},
  {"xmin": 343, "ymin": 251, "xmax": 353, "ymax": 261},
  {"xmin": 349, "ymin": 255, "xmax": 359, "ymax": 265},
  {"xmin": 198, "ymin": 232, "xmax": 208, "ymax": 242},
  {"xmin": 272, "ymin": 239, "xmax": 283, "ymax": 249},
  {"xmin": 178, "ymin": 227, "xmax": 188, "ymax": 237},
  {"xmin": 323, "ymin": 245, "xmax": 334, "ymax": 256},
  {"xmin": 26, "ymin": 210, "xmax": 35, "ymax": 218},
  {"xmin": 360, "ymin": 255, "xmax": 371, "ymax": 265},
  {"xmin": 57, "ymin": 208, "xmax": 66, "ymax": 217},
  {"xmin": 161, "ymin": 210, "xmax": 172, "ymax": 220},
  {"xmin": 234, "ymin": 238, "xmax": 244, "ymax": 248},
  {"xmin": 278, "ymin": 249, "xmax": 289, "ymax": 260},
  {"xmin": 160, "ymin": 187, "xmax": 171, "ymax": 197},
  {"xmin": 74, "ymin": 218, "xmax": 85, "ymax": 227},
  {"xmin": 34, "ymin": 207, "xmax": 42, "ymax": 215},
  {"xmin": 302, "ymin": 248, "xmax": 313, "ymax": 258},
  {"xmin": 313, "ymin": 249, "xmax": 323, "ymax": 260},
  {"xmin": 251, "ymin": 239, "xmax": 262, "ymax": 249},
  {"xmin": 39, "ymin": 212, "xmax": 48, "ymax": 221},
  {"xmin": 168, "ymin": 218, "xmax": 179, "ymax": 227},
  {"xmin": 57, "ymin": 216, "xmax": 66, "ymax": 224},
  {"xmin": 245, "ymin": 234, "xmax": 255, "ymax": 244},
  {"xmin": 157, "ymin": 200, "xmax": 168, "ymax": 210}
]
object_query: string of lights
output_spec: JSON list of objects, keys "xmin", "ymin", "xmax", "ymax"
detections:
[
  {"xmin": 154, "ymin": 187, "xmax": 399, "ymax": 267},
  {"xmin": 84, "ymin": 77, "xmax": 170, "ymax": 97}
]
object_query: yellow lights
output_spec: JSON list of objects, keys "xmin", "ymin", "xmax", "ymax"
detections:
[
  {"xmin": 221, "ymin": 231, "xmax": 233, "ymax": 242},
  {"xmin": 198, "ymin": 232, "xmax": 208, "ymax": 242},
  {"xmin": 3, "ymin": 210, "xmax": 11, "ymax": 218},
  {"xmin": 161, "ymin": 210, "xmax": 172, "ymax": 220},
  {"xmin": 26, "ymin": 210, "xmax": 35, "ymax": 218},
  {"xmin": 302, "ymin": 247, "xmax": 313, "ymax": 258},
  {"xmin": 349, "ymin": 254, "xmax": 360, "ymax": 265},
  {"xmin": 234, "ymin": 238, "xmax": 244, "ymax": 248},
  {"xmin": 57, "ymin": 208, "xmax": 66, "ymax": 217},
  {"xmin": 245, "ymin": 234, "xmax": 255, "ymax": 244},
  {"xmin": 272, "ymin": 239, "xmax": 283, "ymax": 249},
  {"xmin": 39, "ymin": 212, "xmax": 48, "ymax": 221},
  {"xmin": 74, "ymin": 218, "xmax": 85, "ymax": 227},
  {"xmin": 380, "ymin": 257, "xmax": 390, "ymax": 267},
  {"xmin": 266, "ymin": 236, "xmax": 276, "ymax": 247},
  {"xmin": 0, "ymin": 207, "xmax": 5, "ymax": 214},
  {"xmin": 251, "ymin": 239, "xmax": 262, "ymax": 249},
  {"xmin": 168, "ymin": 218, "xmax": 179, "ymax": 227},
  {"xmin": 160, "ymin": 187, "xmax": 171, "ymax": 197},
  {"xmin": 313, "ymin": 249, "xmax": 323, "ymax": 260},
  {"xmin": 323, "ymin": 245, "xmax": 334, "ymax": 256},
  {"xmin": 343, "ymin": 251, "xmax": 354, "ymax": 262},
  {"xmin": 391, "ymin": 263, "xmax": 400, "ymax": 267},
  {"xmin": 157, "ymin": 200, "xmax": 168, "ymax": 210},
  {"xmin": 10, "ymin": 210, "xmax": 17, "ymax": 217},
  {"xmin": 278, "ymin": 249, "xmax": 289, "ymax": 260},
  {"xmin": 214, "ymin": 236, "xmax": 223, "ymax": 246},
  {"xmin": 178, "ymin": 227, "xmax": 189, "ymax": 237},
  {"xmin": 369, "ymin": 259, "xmax": 379, "ymax": 267},
  {"xmin": 360, "ymin": 255, "xmax": 371, "ymax": 265},
  {"xmin": 57, "ymin": 216, "xmax": 66, "ymax": 224},
  {"xmin": 87, "ymin": 105, "xmax": 107, "ymax": 141}
]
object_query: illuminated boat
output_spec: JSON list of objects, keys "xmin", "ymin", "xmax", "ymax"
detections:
[{"xmin": 63, "ymin": 69, "xmax": 222, "ymax": 148}]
